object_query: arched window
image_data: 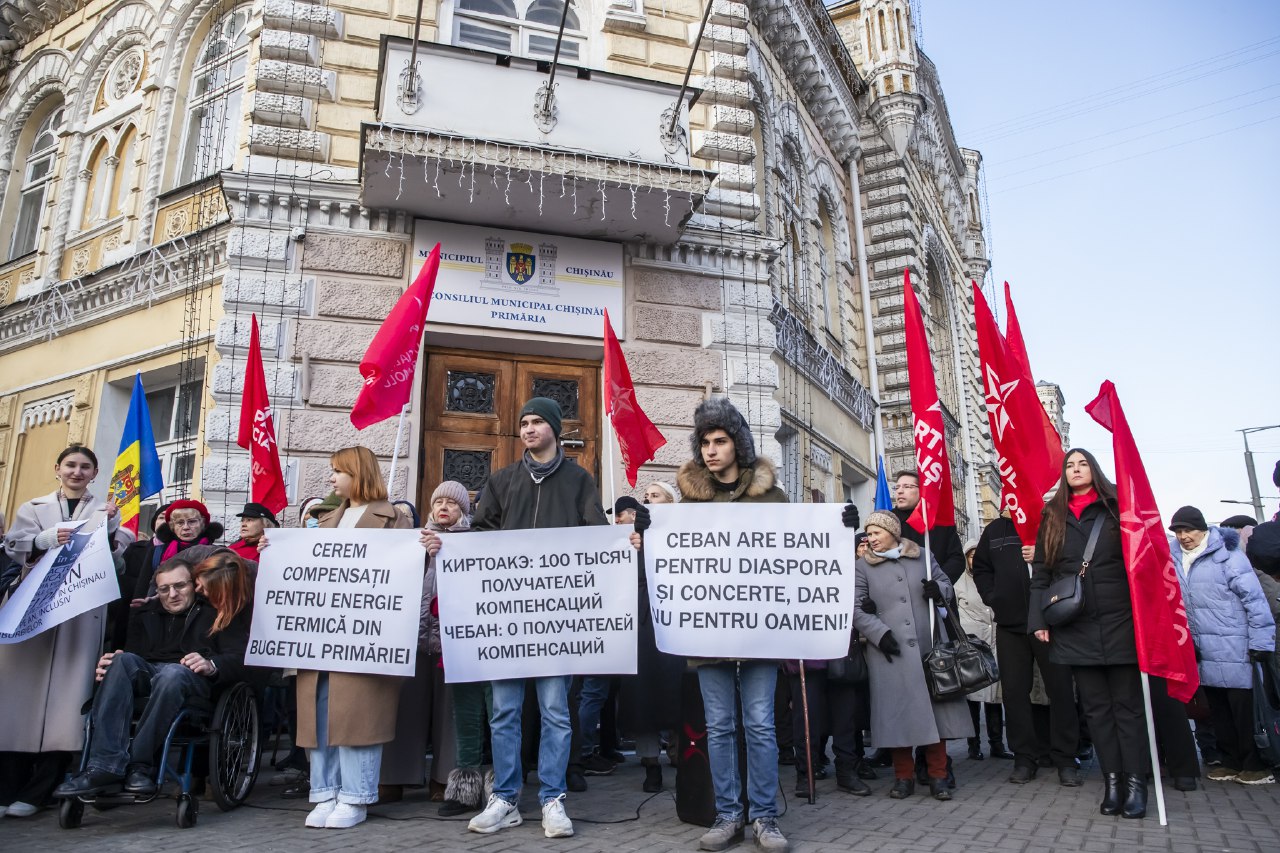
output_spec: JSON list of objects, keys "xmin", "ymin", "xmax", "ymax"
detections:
[
  {"xmin": 114, "ymin": 126, "xmax": 139, "ymax": 217},
  {"xmin": 777, "ymin": 140, "xmax": 810, "ymax": 315},
  {"xmin": 178, "ymin": 5, "xmax": 251, "ymax": 185},
  {"xmin": 82, "ymin": 138, "xmax": 111, "ymax": 229},
  {"xmin": 9, "ymin": 106, "xmax": 64, "ymax": 260},
  {"xmin": 818, "ymin": 199, "xmax": 838, "ymax": 331},
  {"xmin": 453, "ymin": 0, "xmax": 585, "ymax": 62}
]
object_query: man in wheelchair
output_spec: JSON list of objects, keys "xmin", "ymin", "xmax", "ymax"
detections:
[{"xmin": 54, "ymin": 554, "xmax": 249, "ymax": 798}]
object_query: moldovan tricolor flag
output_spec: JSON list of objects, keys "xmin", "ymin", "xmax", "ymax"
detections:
[
  {"xmin": 1003, "ymin": 282, "xmax": 1065, "ymax": 470},
  {"xmin": 902, "ymin": 271, "xmax": 956, "ymax": 532},
  {"xmin": 351, "ymin": 244, "xmax": 441, "ymax": 429},
  {"xmin": 236, "ymin": 314, "xmax": 288, "ymax": 514},
  {"xmin": 109, "ymin": 374, "xmax": 164, "ymax": 536},
  {"xmin": 1085, "ymin": 381, "xmax": 1199, "ymax": 702},
  {"xmin": 973, "ymin": 284, "xmax": 1060, "ymax": 546},
  {"xmin": 603, "ymin": 310, "xmax": 666, "ymax": 487}
]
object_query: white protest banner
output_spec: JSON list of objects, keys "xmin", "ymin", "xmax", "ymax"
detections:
[
  {"xmin": 0, "ymin": 520, "xmax": 119, "ymax": 643},
  {"xmin": 245, "ymin": 528, "xmax": 425, "ymax": 676},
  {"xmin": 436, "ymin": 525, "xmax": 637, "ymax": 682},
  {"xmin": 644, "ymin": 503, "xmax": 856, "ymax": 659}
]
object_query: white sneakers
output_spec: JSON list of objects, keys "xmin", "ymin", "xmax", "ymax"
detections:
[
  {"xmin": 304, "ymin": 799, "xmax": 366, "ymax": 829},
  {"xmin": 468, "ymin": 794, "xmax": 523, "ymax": 833},
  {"xmin": 541, "ymin": 794, "xmax": 575, "ymax": 838}
]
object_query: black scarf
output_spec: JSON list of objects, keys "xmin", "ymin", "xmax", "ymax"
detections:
[{"xmin": 522, "ymin": 447, "xmax": 565, "ymax": 483}]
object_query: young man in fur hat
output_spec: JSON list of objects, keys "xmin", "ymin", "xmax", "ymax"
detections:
[{"xmin": 422, "ymin": 397, "xmax": 607, "ymax": 839}]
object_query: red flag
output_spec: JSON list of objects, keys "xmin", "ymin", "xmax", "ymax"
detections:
[
  {"xmin": 1003, "ymin": 282, "xmax": 1065, "ymax": 463},
  {"xmin": 603, "ymin": 310, "xmax": 666, "ymax": 487},
  {"xmin": 351, "ymin": 243, "xmax": 440, "ymax": 430},
  {"xmin": 1085, "ymin": 381, "xmax": 1199, "ymax": 702},
  {"xmin": 973, "ymin": 284, "xmax": 1059, "ymax": 546},
  {"xmin": 902, "ymin": 271, "xmax": 956, "ymax": 532},
  {"xmin": 236, "ymin": 314, "xmax": 288, "ymax": 514}
]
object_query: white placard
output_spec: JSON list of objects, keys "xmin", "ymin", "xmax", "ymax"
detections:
[
  {"xmin": 413, "ymin": 219, "xmax": 624, "ymax": 339},
  {"xmin": 644, "ymin": 503, "xmax": 856, "ymax": 659},
  {"xmin": 245, "ymin": 528, "xmax": 426, "ymax": 676},
  {"xmin": 436, "ymin": 526, "xmax": 638, "ymax": 682},
  {"xmin": 0, "ymin": 520, "xmax": 119, "ymax": 643}
]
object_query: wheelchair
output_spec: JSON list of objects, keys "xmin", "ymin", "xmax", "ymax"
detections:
[{"xmin": 58, "ymin": 680, "xmax": 261, "ymax": 829}]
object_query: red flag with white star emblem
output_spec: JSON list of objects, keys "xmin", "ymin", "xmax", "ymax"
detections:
[
  {"xmin": 603, "ymin": 310, "xmax": 666, "ymax": 487},
  {"xmin": 1085, "ymin": 381, "xmax": 1199, "ymax": 702},
  {"xmin": 1004, "ymin": 282, "xmax": 1066, "ymax": 472},
  {"xmin": 973, "ymin": 284, "xmax": 1061, "ymax": 545},
  {"xmin": 237, "ymin": 314, "xmax": 288, "ymax": 514},
  {"xmin": 902, "ymin": 271, "xmax": 956, "ymax": 532}
]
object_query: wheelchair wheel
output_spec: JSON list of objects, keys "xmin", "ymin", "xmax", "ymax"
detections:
[
  {"xmin": 58, "ymin": 798, "xmax": 84, "ymax": 829},
  {"xmin": 209, "ymin": 682, "xmax": 261, "ymax": 811},
  {"xmin": 176, "ymin": 794, "xmax": 198, "ymax": 828}
]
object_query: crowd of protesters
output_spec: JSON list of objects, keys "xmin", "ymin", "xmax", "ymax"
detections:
[{"xmin": 2, "ymin": 408, "xmax": 1280, "ymax": 851}]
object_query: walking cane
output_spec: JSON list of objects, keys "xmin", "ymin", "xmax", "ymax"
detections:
[{"xmin": 797, "ymin": 662, "xmax": 815, "ymax": 804}]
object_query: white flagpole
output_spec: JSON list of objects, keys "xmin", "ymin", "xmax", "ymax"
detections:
[
  {"xmin": 1139, "ymin": 672, "xmax": 1168, "ymax": 826},
  {"xmin": 386, "ymin": 403, "xmax": 410, "ymax": 498},
  {"xmin": 921, "ymin": 492, "xmax": 935, "ymax": 637},
  {"xmin": 602, "ymin": 382, "xmax": 617, "ymax": 511}
]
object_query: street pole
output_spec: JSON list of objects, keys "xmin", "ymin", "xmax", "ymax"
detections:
[{"xmin": 1241, "ymin": 429, "xmax": 1264, "ymax": 523}]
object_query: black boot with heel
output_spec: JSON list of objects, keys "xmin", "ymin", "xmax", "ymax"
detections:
[
  {"xmin": 1099, "ymin": 773, "xmax": 1122, "ymax": 816},
  {"xmin": 1121, "ymin": 773, "xmax": 1147, "ymax": 819}
]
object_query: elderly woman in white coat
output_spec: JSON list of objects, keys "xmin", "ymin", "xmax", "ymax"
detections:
[
  {"xmin": 854, "ymin": 510, "xmax": 972, "ymax": 801},
  {"xmin": 956, "ymin": 540, "xmax": 1011, "ymax": 761},
  {"xmin": 0, "ymin": 444, "xmax": 133, "ymax": 817}
]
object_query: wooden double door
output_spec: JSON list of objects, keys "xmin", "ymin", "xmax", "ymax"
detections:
[{"xmin": 420, "ymin": 347, "xmax": 600, "ymax": 507}]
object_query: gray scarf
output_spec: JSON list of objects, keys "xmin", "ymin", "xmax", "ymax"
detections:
[{"xmin": 523, "ymin": 447, "xmax": 565, "ymax": 483}]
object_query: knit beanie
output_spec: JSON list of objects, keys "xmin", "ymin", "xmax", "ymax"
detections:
[
  {"xmin": 1246, "ymin": 521, "xmax": 1280, "ymax": 577},
  {"xmin": 1168, "ymin": 505, "xmax": 1208, "ymax": 532},
  {"xmin": 431, "ymin": 480, "xmax": 471, "ymax": 515},
  {"xmin": 690, "ymin": 396, "xmax": 757, "ymax": 469},
  {"xmin": 519, "ymin": 397, "xmax": 563, "ymax": 438},
  {"xmin": 648, "ymin": 481, "xmax": 679, "ymax": 503},
  {"xmin": 865, "ymin": 510, "xmax": 902, "ymax": 541}
]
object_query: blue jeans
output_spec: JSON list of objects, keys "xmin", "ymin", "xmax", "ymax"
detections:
[
  {"xmin": 308, "ymin": 673, "xmax": 381, "ymax": 805},
  {"xmin": 88, "ymin": 653, "xmax": 211, "ymax": 775},
  {"xmin": 578, "ymin": 676, "xmax": 613, "ymax": 756},
  {"xmin": 490, "ymin": 676, "xmax": 571, "ymax": 804},
  {"xmin": 698, "ymin": 661, "xmax": 779, "ymax": 821}
]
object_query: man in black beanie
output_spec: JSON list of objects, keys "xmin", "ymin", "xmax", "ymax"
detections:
[{"xmin": 428, "ymin": 396, "xmax": 606, "ymax": 839}]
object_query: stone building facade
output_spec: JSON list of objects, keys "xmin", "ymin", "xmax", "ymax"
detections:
[{"xmin": 0, "ymin": 0, "xmax": 989, "ymax": 534}]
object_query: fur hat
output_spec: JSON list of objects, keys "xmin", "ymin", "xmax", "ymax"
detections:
[
  {"xmin": 431, "ymin": 480, "xmax": 471, "ymax": 515},
  {"xmin": 689, "ymin": 397, "xmax": 756, "ymax": 469},
  {"xmin": 519, "ymin": 397, "xmax": 562, "ymax": 438},
  {"xmin": 865, "ymin": 510, "xmax": 901, "ymax": 541}
]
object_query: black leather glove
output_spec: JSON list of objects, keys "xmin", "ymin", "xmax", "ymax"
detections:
[
  {"xmin": 921, "ymin": 578, "xmax": 945, "ymax": 604},
  {"xmin": 1249, "ymin": 649, "xmax": 1273, "ymax": 664},
  {"xmin": 633, "ymin": 504, "xmax": 651, "ymax": 533},
  {"xmin": 841, "ymin": 504, "xmax": 860, "ymax": 529},
  {"xmin": 878, "ymin": 631, "xmax": 901, "ymax": 661},
  {"xmin": 861, "ymin": 597, "xmax": 878, "ymax": 615}
]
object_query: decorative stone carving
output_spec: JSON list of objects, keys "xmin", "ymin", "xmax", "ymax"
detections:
[
  {"xmin": 21, "ymin": 392, "xmax": 75, "ymax": 432},
  {"xmin": 108, "ymin": 48, "xmax": 144, "ymax": 103},
  {"xmin": 770, "ymin": 298, "xmax": 876, "ymax": 432}
]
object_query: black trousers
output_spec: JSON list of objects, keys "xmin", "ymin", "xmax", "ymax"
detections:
[
  {"xmin": 1072, "ymin": 664, "xmax": 1149, "ymax": 774},
  {"xmin": 967, "ymin": 701, "xmax": 1004, "ymax": 744},
  {"xmin": 0, "ymin": 751, "xmax": 72, "ymax": 807},
  {"xmin": 997, "ymin": 627, "xmax": 1079, "ymax": 769},
  {"xmin": 788, "ymin": 671, "xmax": 860, "ymax": 774},
  {"xmin": 1204, "ymin": 686, "xmax": 1265, "ymax": 772},
  {"xmin": 1147, "ymin": 676, "xmax": 1200, "ymax": 778}
]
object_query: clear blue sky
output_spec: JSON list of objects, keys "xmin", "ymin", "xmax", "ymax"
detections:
[{"xmin": 919, "ymin": 0, "xmax": 1280, "ymax": 523}]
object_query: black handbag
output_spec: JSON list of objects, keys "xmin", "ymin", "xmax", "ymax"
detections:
[
  {"xmin": 1041, "ymin": 516, "xmax": 1105, "ymax": 627},
  {"xmin": 1252, "ymin": 660, "xmax": 1280, "ymax": 767},
  {"xmin": 923, "ymin": 600, "xmax": 1000, "ymax": 701},
  {"xmin": 826, "ymin": 630, "xmax": 869, "ymax": 685}
]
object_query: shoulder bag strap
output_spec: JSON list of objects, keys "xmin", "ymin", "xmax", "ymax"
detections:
[{"xmin": 1079, "ymin": 515, "xmax": 1106, "ymax": 576}]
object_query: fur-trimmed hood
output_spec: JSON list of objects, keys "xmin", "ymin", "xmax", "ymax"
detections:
[
  {"xmin": 676, "ymin": 456, "xmax": 785, "ymax": 503},
  {"xmin": 862, "ymin": 538, "xmax": 921, "ymax": 566}
]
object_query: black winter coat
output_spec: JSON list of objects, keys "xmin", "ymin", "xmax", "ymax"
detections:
[
  {"xmin": 124, "ymin": 595, "xmax": 252, "ymax": 686},
  {"xmin": 971, "ymin": 516, "xmax": 1033, "ymax": 632},
  {"xmin": 1027, "ymin": 497, "xmax": 1136, "ymax": 666},
  {"xmin": 893, "ymin": 507, "xmax": 966, "ymax": 583},
  {"xmin": 471, "ymin": 457, "xmax": 608, "ymax": 531}
]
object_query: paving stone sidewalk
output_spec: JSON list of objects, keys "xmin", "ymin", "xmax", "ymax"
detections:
[{"xmin": 4, "ymin": 744, "xmax": 1278, "ymax": 853}]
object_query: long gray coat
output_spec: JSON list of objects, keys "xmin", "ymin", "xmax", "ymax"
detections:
[
  {"xmin": 1, "ymin": 491, "xmax": 133, "ymax": 752},
  {"xmin": 854, "ymin": 539, "xmax": 973, "ymax": 748}
]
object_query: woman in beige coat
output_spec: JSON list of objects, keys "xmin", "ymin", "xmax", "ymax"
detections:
[
  {"xmin": 294, "ymin": 446, "xmax": 412, "ymax": 830},
  {"xmin": 0, "ymin": 445, "xmax": 133, "ymax": 817}
]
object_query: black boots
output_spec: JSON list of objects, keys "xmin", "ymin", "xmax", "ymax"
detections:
[
  {"xmin": 1099, "ymin": 773, "xmax": 1122, "ymax": 816},
  {"xmin": 1121, "ymin": 773, "xmax": 1147, "ymax": 819},
  {"xmin": 967, "ymin": 737, "xmax": 984, "ymax": 760},
  {"xmin": 835, "ymin": 762, "xmax": 872, "ymax": 797}
]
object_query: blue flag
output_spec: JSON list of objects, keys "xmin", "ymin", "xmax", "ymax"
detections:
[
  {"xmin": 109, "ymin": 374, "xmax": 164, "ymax": 534},
  {"xmin": 874, "ymin": 456, "xmax": 893, "ymax": 511}
]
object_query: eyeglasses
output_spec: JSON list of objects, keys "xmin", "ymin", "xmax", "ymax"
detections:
[
  {"xmin": 157, "ymin": 581, "xmax": 192, "ymax": 595},
  {"xmin": 171, "ymin": 518, "xmax": 203, "ymax": 527}
]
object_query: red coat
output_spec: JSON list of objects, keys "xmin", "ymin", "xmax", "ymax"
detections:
[{"xmin": 227, "ymin": 538, "xmax": 260, "ymax": 562}]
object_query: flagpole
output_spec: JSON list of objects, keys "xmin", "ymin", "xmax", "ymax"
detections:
[
  {"xmin": 602, "ymin": 381, "xmax": 617, "ymax": 511},
  {"xmin": 921, "ymin": 493, "xmax": 935, "ymax": 637},
  {"xmin": 1139, "ymin": 672, "xmax": 1169, "ymax": 826},
  {"xmin": 386, "ymin": 403, "xmax": 410, "ymax": 499}
]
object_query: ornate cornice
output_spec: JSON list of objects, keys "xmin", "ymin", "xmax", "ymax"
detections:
[
  {"xmin": 770, "ymin": 297, "xmax": 876, "ymax": 432},
  {"xmin": 0, "ymin": 1, "xmax": 89, "ymax": 48}
]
